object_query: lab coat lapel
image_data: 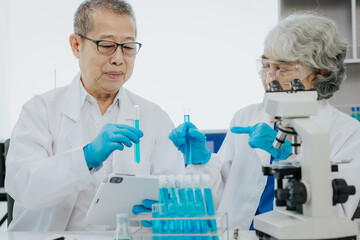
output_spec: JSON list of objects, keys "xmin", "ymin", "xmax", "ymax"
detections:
[
  {"xmin": 59, "ymin": 75, "xmax": 85, "ymax": 152},
  {"xmin": 249, "ymin": 107, "xmax": 274, "ymax": 166},
  {"xmin": 112, "ymin": 88, "xmax": 136, "ymax": 174}
]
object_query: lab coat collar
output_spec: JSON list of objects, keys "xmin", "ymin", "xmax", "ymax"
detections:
[
  {"xmin": 63, "ymin": 73, "xmax": 135, "ymax": 150},
  {"xmin": 79, "ymin": 77, "xmax": 122, "ymax": 111},
  {"xmin": 63, "ymin": 73, "xmax": 128, "ymax": 122},
  {"xmin": 79, "ymin": 78, "xmax": 94, "ymax": 106}
]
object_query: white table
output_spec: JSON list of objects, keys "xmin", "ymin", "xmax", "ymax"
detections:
[
  {"xmin": 0, "ymin": 231, "xmax": 258, "ymax": 240},
  {"xmin": 0, "ymin": 231, "xmax": 114, "ymax": 240},
  {"xmin": 4, "ymin": 231, "xmax": 360, "ymax": 240}
]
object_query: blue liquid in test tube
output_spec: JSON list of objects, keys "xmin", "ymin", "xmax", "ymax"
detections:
[
  {"xmin": 202, "ymin": 175, "xmax": 219, "ymax": 240},
  {"xmin": 193, "ymin": 175, "xmax": 209, "ymax": 240},
  {"xmin": 157, "ymin": 176, "xmax": 170, "ymax": 239},
  {"xmin": 184, "ymin": 107, "xmax": 192, "ymax": 165},
  {"xmin": 167, "ymin": 175, "xmax": 181, "ymax": 240},
  {"xmin": 134, "ymin": 105, "xmax": 140, "ymax": 164},
  {"xmin": 351, "ymin": 107, "xmax": 356, "ymax": 119},
  {"xmin": 152, "ymin": 205, "xmax": 161, "ymax": 240},
  {"xmin": 175, "ymin": 175, "xmax": 187, "ymax": 234},
  {"xmin": 185, "ymin": 176, "xmax": 202, "ymax": 239}
]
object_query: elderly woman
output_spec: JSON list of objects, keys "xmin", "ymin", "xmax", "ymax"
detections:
[{"xmin": 169, "ymin": 13, "xmax": 360, "ymax": 233}]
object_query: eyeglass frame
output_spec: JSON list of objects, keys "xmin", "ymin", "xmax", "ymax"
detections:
[
  {"xmin": 256, "ymin": 58, "xmax": 307, "ymax": 84},
  {"xmin": 256, "ymin": 58, "xmax": 301, "ymax": 73},
  {"xmin": 76, "ymin": 33, "xmax": 142, "ymax": 56}
]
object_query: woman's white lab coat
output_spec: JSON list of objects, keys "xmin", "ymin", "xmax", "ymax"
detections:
[
  {"xmin": 205, "ymin": 100, "xmax": 360, "ymax": 232},
  {"xmin": 5, "ymin": 74, "xmax": 185, "ymax": 231}
]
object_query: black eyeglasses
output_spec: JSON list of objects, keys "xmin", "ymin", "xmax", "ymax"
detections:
[{"xmin": 77, "ymin": 33, "xmax": 142, "ymax": 56}]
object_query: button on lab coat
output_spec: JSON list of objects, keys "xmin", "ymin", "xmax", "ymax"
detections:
[
  {"xmin": 203, "ymin": 100, "xmax": 360, "ymax": 232},
  {"xmin": 5, "ymin": 74, "xmax": 185, "ymax": 231}
]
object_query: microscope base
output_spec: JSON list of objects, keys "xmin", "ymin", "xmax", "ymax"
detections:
[
  {"xmin": 254, "ymin": 209, "xmax": 358, "ymax": 240},
  {"xmin": 256, "ymin": 231, "xmax": 356, "ymax": 240}
]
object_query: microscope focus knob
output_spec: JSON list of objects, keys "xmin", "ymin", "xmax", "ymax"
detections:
[
  {"xmin": 262, "ymin": 166, "xmax": 273, "ymax": 176},
  {"xmin": 286, "ymin": 180, "xmax": 307, "ymax": 207},
  {"xmin": 332, "ymin": 178, "xmax": 356, "ymax": 205}
]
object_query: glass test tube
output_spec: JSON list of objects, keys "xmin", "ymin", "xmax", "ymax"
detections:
[
  {"xmin": 134, "ymin": 105, "xmax": 140, "ymax": 164},
  {"xmin": 184, "ymin": 107, "xmax": 192, "ymax": 165}
]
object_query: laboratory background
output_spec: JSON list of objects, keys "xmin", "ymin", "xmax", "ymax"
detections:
[{"xmin": 1, "ymin": 0, "xmax": 360, "ymax": 233}]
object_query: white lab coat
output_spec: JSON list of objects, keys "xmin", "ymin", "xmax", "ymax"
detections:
[
  {"xmin": 206, "ymin": 100, "xmax": 360, "ymax": 232},
  {"xmin": 5, "ymin": 74, "xmax": 185, "ymax": 231}
]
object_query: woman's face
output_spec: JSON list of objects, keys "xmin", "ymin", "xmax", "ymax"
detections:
[{"xmin": 259, "ymin": 54, "xmax": 315, "ymax": 91}]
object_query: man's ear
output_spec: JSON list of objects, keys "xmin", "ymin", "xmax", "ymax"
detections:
[{"xmin": 69, "ymin": 34, "xmax": 81, "ymax": 59}]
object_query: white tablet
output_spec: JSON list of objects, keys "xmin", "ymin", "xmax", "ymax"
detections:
[{"xmin": 86, "ymin": 173, "xmax": 159, "ymax": 226}]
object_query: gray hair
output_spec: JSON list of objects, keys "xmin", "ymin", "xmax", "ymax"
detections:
[
  {"xmin": 74, "ymin": 0, "xmax": 137, "ymax": 37},
  {"xmin": 264, "ymin": 13, "xmax": 347, "ymax": 99}
]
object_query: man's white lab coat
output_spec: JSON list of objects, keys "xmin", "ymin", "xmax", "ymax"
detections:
[
  {"xmin": 5, "ymin": 74, "xmax": 185, "ymax": 231},
  {"xmin": 205, "ymin": 100, "xmax": 360, "ymax": 232}
]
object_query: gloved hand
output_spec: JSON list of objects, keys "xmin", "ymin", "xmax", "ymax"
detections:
[
  {"xmin": 231, "ymin": 122, "xmax": 291, "ymax": 161},
  {"xmin": 132, "ymin": 199, "xmax": 158, "ymax": 227},
  {"xmin": 169, "ymin": 122, "xmax": 211, "ymax": 164},
  {"xmin": 84, "ymin": 124, "xmax": 143, "ymax": 168}
]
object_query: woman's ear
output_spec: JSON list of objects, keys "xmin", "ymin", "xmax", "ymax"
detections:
[{"xmin": 316, "ymin": 68, "xmax": 328, "ymax": 76}]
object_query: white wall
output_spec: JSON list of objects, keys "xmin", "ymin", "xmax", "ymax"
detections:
[
  {"xmin": 7, "ymin": 0, "xmax": 83, "ymax": 140},
  {"xmin": 129, "ymin": 0, "xmax": 278, "ymax": 129},
  {"xmin": 1, "ymin": 0, "xmax": 278, "ymax": 139},
  {"xmin": 0, "ymin": 0, "xmax": 12, "ymax": 140}
]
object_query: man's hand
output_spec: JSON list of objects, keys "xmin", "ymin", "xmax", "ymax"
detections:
[
  {"xmin": 132, "ymin": 199, "xmax": 158, "ymax": 227},
  {"xmin": 84, "ymin": 124, "xmax": 143, "ymax": 168}
]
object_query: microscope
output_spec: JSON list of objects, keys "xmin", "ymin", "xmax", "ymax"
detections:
[{"xmin": 254, "ymin": 79, "xmax": 358, "ymax": 240}]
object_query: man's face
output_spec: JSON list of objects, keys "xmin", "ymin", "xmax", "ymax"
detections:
[
  {"xmin": 259, "ymin": 54, "xmax": 315, "ymax": 91},
  {"xmin": 72, "ymin": 10, "xmax": 137, "ymax": 96}
]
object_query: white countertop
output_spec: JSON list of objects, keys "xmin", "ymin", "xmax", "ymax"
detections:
[
  {"xmin": 0, "ymin": 231, "xmax": 114, "ymax": 240},
  {"xmin": 0, "ymin": 231, "xmax": 258, "ymax": 240}
]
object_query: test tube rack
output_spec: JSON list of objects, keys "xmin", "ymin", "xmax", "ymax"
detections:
[{"xmin": 129, "ymin": 212, "xmax": 229, "ymax": 240}]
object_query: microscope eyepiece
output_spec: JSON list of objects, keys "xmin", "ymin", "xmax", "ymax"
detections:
[
  {"xmin": 267, "ymin": 80, "xmax": 283, "ymax": 92},
  {"xmin": 290, "ymin": 79, "xmax": 305, "ymax": 91}
]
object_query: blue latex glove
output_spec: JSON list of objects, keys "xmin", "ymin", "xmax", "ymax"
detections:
[
  {"xmin": 231, "ymin": 122, "xmax": 291, "ymax": 161},
  {"xmin": 169, "ymin": 122, "xmax": 211, "ymax": 164},
  {"xmin": 84, "ymin": 124, "xmax": 143, "ymax": 168},
  {"xmin": 132, "ymin": 199, "xmax": 158, "ymax": 227}
]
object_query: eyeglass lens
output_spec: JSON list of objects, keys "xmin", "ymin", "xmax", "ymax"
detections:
[
  {"xmin": 257, "ymin": 60, "xmax": 302, "ymax": 85},
  {"xmin": 98, "ymin": 41, "xmax": 140, "ymax": 55}
]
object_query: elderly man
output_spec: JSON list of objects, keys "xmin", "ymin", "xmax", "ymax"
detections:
[{"xmin": 5, "ymin": 0, "xmax": 184, "ymax": 231}]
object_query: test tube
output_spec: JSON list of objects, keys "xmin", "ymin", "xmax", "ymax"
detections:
[
  {"xmin": 202, "ymin": 175, "xmax": 219, "ymax": 240},
  {"xmin": 193, "ymin": 175, "xmax": 208, "ymax": 236},
  {"xmin": 184, "ymin": 107, "xmax": 192, "ymax": 165},
  {"xmin": 184, "ymin": 107, "xmax": 190, "ymax": 122},
  {"xmin": 134, "ymin": 105, "xmax": 140, "ymax": 164}
]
